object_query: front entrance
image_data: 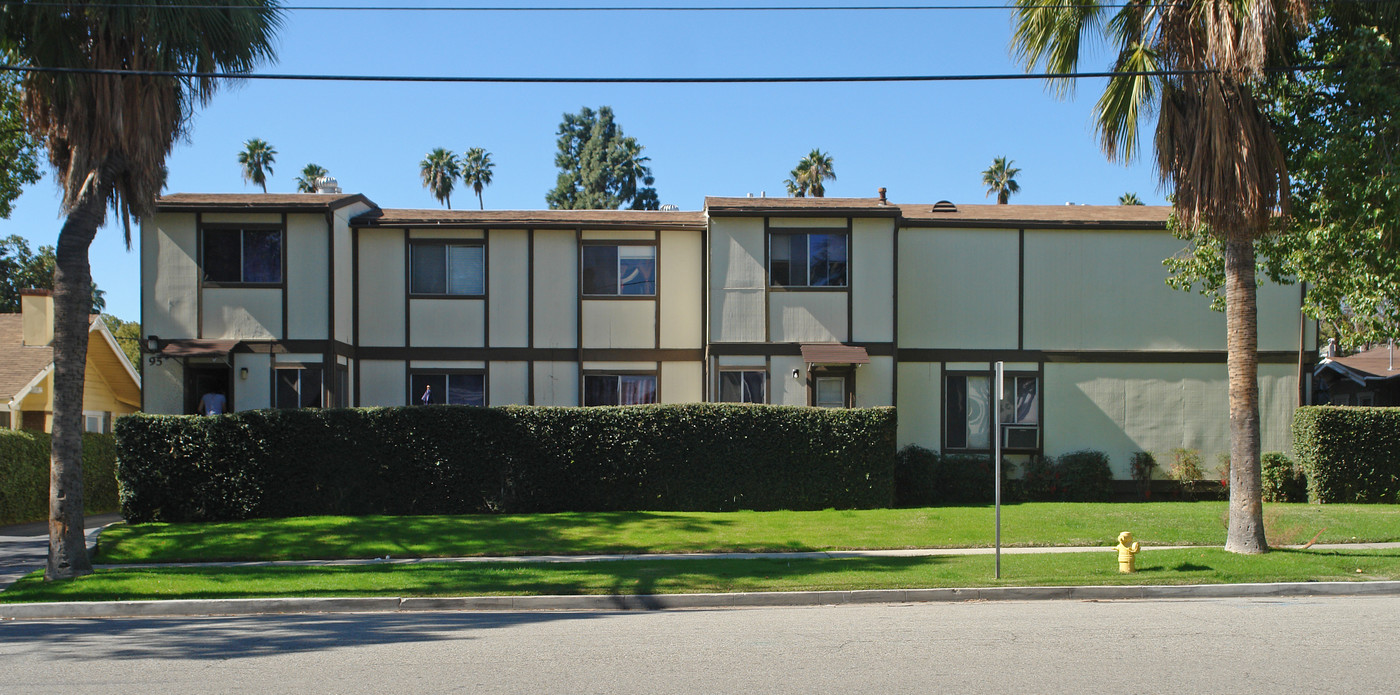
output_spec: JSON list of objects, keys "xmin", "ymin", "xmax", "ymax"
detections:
[{"xmin": 184, "ymin": 365, "xmax": 232, "ymax": 415}]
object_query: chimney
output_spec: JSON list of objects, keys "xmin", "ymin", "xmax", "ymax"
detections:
[
  {"xmin": 877, "ymin": 187, "xmax": 887, "ymax": 205},
  {"xmin": 20, "ymin": 288, "xmax": 54, "ymax": 346}
]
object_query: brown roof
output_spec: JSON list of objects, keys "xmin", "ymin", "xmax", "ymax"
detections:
[
  {"xmin": 897, "ymin": 203, "xmax": 1171, "ymax": 229},
  {"xmin": 353, "ymin": 208, "xmax": 708, "ymax": 230},
  {"xmin": 156, "ymin": 193, "xmax": 376, "ymax": 213},
  {"xmin": 800, "ymin": 343, "xmax": 871, "ymax": 365},
  {"xmin": 706, "ymin": 196, "xmax": 899, "ymax": 216},
  {"xmin": 0, "ymin": 316, "xmax": 55, "ymax": 402},
  {"xmin": 1323, "ymin": 346, "xmax": 1400, "ymax": 381}
]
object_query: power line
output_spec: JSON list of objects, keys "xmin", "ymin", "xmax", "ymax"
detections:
[
  {"xmin": 0, "ymin": 2, "xmax": 1367, "ymax": 13},
  {"xmin": 0, "ymin": 64, "xmax": 1344, "ymax": 84}
]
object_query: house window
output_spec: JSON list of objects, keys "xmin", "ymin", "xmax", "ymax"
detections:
[
  {"xmin": 203, "ymin": 228, "xmax": 282, "ymax": 283},
  {"xmin": 0, "ymin": 412, "xmax": 9, "ymax": 429},
  {"xmin": 411, "ymin": 372, "xmax": 485, "ymax": 406},
  {"xmin": 82, "ymin": 410, "xmax": 107, "ymax": 434},
  {"xmin": 275, "ymin": 367, "xmax": 322, "ymax": 409},
  {"xmin": 814, "ymin": 376, "xmax": 846, "ymax": 408},
  {"xmin": 583, "ymin": 244, "xmax": 656, "ymax": 296},
  {"xmin": 719, "ymin": 370, "xmax": 766, "ymax": 403},
  {"xmin": 584, "ymin": 374, "xmax": 657, "ymax": 406},
  {"xmin": 945, "ymin": 372, "xmax": 1040, "ymax": 450},
  {"xmin": 770, "ymin": 232, "xmax": 847, "ymax": 287},
  {"xmin": 410, "ymin": 242, "xmax": 485, "ymax": 296}
]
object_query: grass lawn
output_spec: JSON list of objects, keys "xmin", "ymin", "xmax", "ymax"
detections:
[
  {"xmin": 3, "ymin": 547, "xmax": 1396, "ymax": 604},
  {"xmin": 94, "ymin": 502, "xmax": 1400, "ymax": 564}
]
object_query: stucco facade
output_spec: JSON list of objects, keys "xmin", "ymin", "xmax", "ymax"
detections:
[{"xmin": 141, "ymin": 192, "xmax": 1313, "ymax": 478}]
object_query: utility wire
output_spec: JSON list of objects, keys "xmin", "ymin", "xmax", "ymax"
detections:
[{"xmin": 1, "ymin": 1, "xmax": 1391, "ymax": 12}]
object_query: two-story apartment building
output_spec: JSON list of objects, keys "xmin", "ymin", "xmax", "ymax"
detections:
[{"xmin": 141, "ymin": 190, "xmax": 1312, "ymax": 477}]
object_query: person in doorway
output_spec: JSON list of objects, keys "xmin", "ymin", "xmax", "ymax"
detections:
[
  {"xmin": 420, "ymin": 384, "xmax": 432, "ymax": 405},
  {"xmin": 199, "ymin": 389, "xmax": 227, "ymax": 416}
]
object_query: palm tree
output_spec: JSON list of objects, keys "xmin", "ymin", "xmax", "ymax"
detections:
[
  {"xmin": 2, "ymin": 1, "xmax": 282, "ymax": 579},
  {"xmin": 238, "ymin": 138, "xmax": 277, "ymax": 193},
  {"xmin": 295, "ymin": 163, "xmax": 329, "ymax": 193},
  {"xmin": 784, "ymin": 175, "xmax": 807, "ymax": 197},
  {"xmin": 420, "ymin": 148, "xmax": 460, "ymax": 209},
  {"xmin": 1012, "ymin": 0, "xmax": 1307, "ymax": 554},
  {"xmin": 982, "ymin": 157, "xmax": 1021, "ymax": 204},
  {"xmin": 461, "ymin": 148, "xmax": 494, "ymax": 210},
  {"xmin": 795, "ymin": 149, "xmax": 836, "ymax": 197},
  {"xmin": 1119, "ymin": 192, "xmax": 1144, "ymax": 206}
]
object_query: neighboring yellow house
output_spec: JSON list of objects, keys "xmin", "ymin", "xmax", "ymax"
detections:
[{"xmin": 0, "ymin": 289, "xmax": 141, "ymax": 433}]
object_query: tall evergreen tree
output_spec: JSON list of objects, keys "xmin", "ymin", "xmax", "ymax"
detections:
[{"xmin": 546, "ymin": 106, "xmax": 659, "ymax": 210}]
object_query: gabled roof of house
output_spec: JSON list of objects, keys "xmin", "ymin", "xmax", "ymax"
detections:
[
  {"xmin": 156, "ymin": 193, "xmax": 376, "ymax": 213},
  {"xmin": 0, "ymin": 314, "xmax": 126, "ymax": 405},
  {"xmin": 1316, "ymin": 345, "xmax": 1400, "ymax": 385},
  {"xmin": 705, "ymin": 196, "xmax": 899, "ymax": 216},
  {"xmin": 897, "ymin": 202, "xmax": 1171, "ymax": 229},
  {"xmin": 351, "ymin": 208, "xmax": 708, "ymax": 231}
]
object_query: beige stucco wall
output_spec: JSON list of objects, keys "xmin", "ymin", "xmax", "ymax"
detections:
[
  {"xmin": 533, "ymin": 361, "xmax": 579, "ymax": 406},
  {"xmin": 143, "ymin": 360, "xmax": 184, "ymax": 415},
  {"xmin": 582, "ymin": 229, "xmax": 656, "ymax": 241},
  {"xmin": 582, "ymin": 300, "xmax": 656, "ymax": 349},
  {"xmin": 899, "ymin": 227, "xmax": 1019, "ymax": 349},
  {"xmin": 532, "ymin": 230, "xmax": 578, "ymax": 349},
  {"xmin": 334, "ymin": 204, "xmax": 368, "ymax": 345},
  {"xmin": 659, "ymin": 230, "xmax": 704, "ymax": 349},
  {"xmin": 661, "ymin": 361, "xmax": 704, "ymax": 404},
  {"xmin": 1042, "ymin": 362, "xmax": 1298, "ymax": 477},
  {"xmin": 202, "ymin": 288, "xmax": 281, "ymax": 340},
  {"xmin": 488, "ymin": 229, "xmax": 530, "ymax": 347},
  {"xmin": 769, "ymin": 292, "xmax": 847, "ymax": 343},
  {"xmin": 409, "ymin": 229, "xmax": 483, "ymax": 240},
  {"xmin": 488, "ymin": 361, "xmax": 529, "ymax": 406},
  {"xmin": 854, "ymin": 356, "xmax": 895, "ymax": 408},
  {"xmin": 771, "ymin": 355, "xmax": 806, "ymax": 406},
  {"xmin": 286, "ymin": 213, "xmax": 328, "ymax": 340},
  {"xmin": 709, "ymin": 217, "xmax": 766, "ymax": 342},
  {"xmin": 851, "ymin": 218, "xmax": 895, "ymax": 343},
  {"xmin": 143, "ymin": 213, "xmax": 199, "ymax": 339},
  {"xmin": 202, "ymin": 212, "xmax": 280, "ymax": 225},
  {"xmin": 359, "ymin": 359, "xmax": 406, "ymax": 406},
  {"xmin": 409, "ymin": 299, "xmax": 486, "ymax": 347},
  {"xmin": 895, "ymin": 362, "xmax": 942, "ymax": 449},
  {"xmin": 357, "ymin": 229, "xmax": 405, "ymax": 347},
  {"xmin": 233, "ymin": 353, "xmax": 272, "ymax": 411}
]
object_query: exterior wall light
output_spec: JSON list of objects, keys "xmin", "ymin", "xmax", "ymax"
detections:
[
  {"xmin": 240, "ymin": 368, "xmax": 249, "ymax": 380},
  {"xmin": 792, "ymin": 368, "xmax": 801, "ymax": 380}
]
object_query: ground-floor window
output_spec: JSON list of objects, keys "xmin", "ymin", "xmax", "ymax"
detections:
[
  {"xmin": 412, "ymin": 372, "xmax": 485, "ymax": 406},
  {"xmin": 945, "ymin": 371, "xmax": 1039, "ymax": 451},
  {"xmin": 276, "ymin": 367, "xmax": 323, "ymax": 409},
  {"xmin": 584, "ymin": 373, "xmax": 657, "ymax": 406},
  {"xmin": 719, "ymin": 370, "xmax": 766, "ymax": 403},
  {"xmin": 82, "ymin": 410, "xmax": 109, "ymax": 434}
]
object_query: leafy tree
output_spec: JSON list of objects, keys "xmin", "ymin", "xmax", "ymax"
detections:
[
  {"xmin": 981, "ymin": 156, "xmax": 1021, "ymax": 204},
  {"xmin": 796, "ymin": 149, "xmax": 837, "ymax": 198},
  {"xmin": 1119, "ymin": 192, "xmax": 1144, "ymax": 206},
  {"xmin": 545, "ymin": 106, "xmax": 659, "ymax": 210},
  {"xmin": 0, "ymin": 235, "xmax": 104, "ymax": 314},
  {"xmin": 1012, "ymin": 0, "xmax": 1307, "ymax": 554},
  {"xmin": 461, "ymin": 147, "xmax": 494, "ymax": 210},
  {"xmin": 101, "ymin": 314, "xmax": 141, "ymax": 376},
  {"xmin": 2, "ymin": 0, "xmax": 282, "ymax": 579},
  {"xmin": 420, "ymin": 148, "xmax": 460, "ymax": 209},
  {"xmin": 237, "ymin": 138, "xmax": 277, "ymax": 193},
  {"xmin": 0, "ymin": 69, "xmax": 41, "ymax": 218},
  {"xmin": 294, "ymin": 163, "xmax": 328, "ymax": 193}
]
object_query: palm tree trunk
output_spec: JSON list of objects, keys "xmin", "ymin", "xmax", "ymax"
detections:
[
  {"xmin": 46, "ymin": 157, "xmax": 122, "ymax": 580},
  {"xmin": 1223, "ymin": 239, "xmax": 1268, "ymax": 554}
]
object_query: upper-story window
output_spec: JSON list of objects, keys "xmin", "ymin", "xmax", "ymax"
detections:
[
  {"xmin": 770, "ymin": 232, "xmax": 847, "ymax": 287},
  {"xmin": 410, "ymin": 242, "xmax": 485, "ymax": 296},
  {"xmin": 583, "ymin": 244, "xmax": 655, "ymax": 296},
  {"xmin": 203, "ymin": 227, "xmax": 282, "ymax": 284}
]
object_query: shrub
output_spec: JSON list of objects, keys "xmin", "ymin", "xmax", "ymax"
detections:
[
  {"xmin": 1168, "ymin": 448, "xmax": 1206, "ymax": 500},
  {"xmin": 1261, "ymin": 452, "xmax": 1307, "ymax": 503},
  {"xmin": 1129, "ymin": 451, "xmax": 1157, "ymax": 500},
  {"xmin": 1214, "ymin": 452, "xmax": 1232, "ymax": 500},
  {"xmin": 1293, "ymin": 406, "xmax": 1400, "ymax": 503},
  {"xmin": 1055, "ymin": 450, "xmax": 1114, "ymax": 501},
  {"xmin": 933, "ymin": 453, "xmax": 1000, "ymax": 505},
  {"xmin": 894, "ymin": 445, "xmax": 938, "ymax": 507},
  {"xmin": 0, "ymin": 430, "xmax": 120, "ymax": 524},
  {"xmin": 117, "ymin": 404, "xmax": 897, "ymax": 522},
  {"xmin": 1018, "ymin": 455, "xmax": 1058, "ymax": 501}
]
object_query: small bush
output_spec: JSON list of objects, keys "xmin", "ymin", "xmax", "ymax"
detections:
[
  {"xmin": 1055, "ymin": 450, "xmax": 1113, "ymax": 502},
  {"xmin": 1129, "ymin": 451, "xmax": 1157, "ymax": 500},
  {"xmin": 1214, "ymin": 452, "xmax": 1232, "ymax": 500},
  {"xmin": 1168, "ymin": 448, "xmax": 1206, "ymax": 500},
  {"xmin": 1261, "ymin": 452, "xmax": 1307, "ymax": 503},
  {"xmin": 1018, "ymin": 455, "xmax": 1058, "ymax": 501},
  {"xmin": 0, "ymin": 430, "xmax": 120, "ymax": 524},
  {"xmin": 894, "ymin": 445, "xmax": 938, "ymax": 507},
  {"xmin": 1293, "ymin": 406, "xmax": 1400, "ymax": 503}
]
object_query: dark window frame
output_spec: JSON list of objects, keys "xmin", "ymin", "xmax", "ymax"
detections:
[
  {"xmin": 200, "ymin": 224, "xmax": 286, "ymax": 288},
  {"xmin": 273, "ymin": 365, "xmax": 324, "ymax": 410},
  {"xmin": 580, "ymin": 241, "xmax": 658, "ymax": 298},
  {"xmin": 718, "ymin": 369, "xmax": 768, "ymax": 404},
  {"xmin": 409, "ymin": 369, "xmax": 488, "ymax": 406},
  {"xmin": 768, "ymin": 230, "xmax": 849, "ymax": 290},
  {"xmin": 583, "ymin": 370, "xmax": 659, "ymax": 406},
  {"xmin": 408, "ymin": 239, "xmax": 487, "ymax": 298},
  {"xmin": 943, "ymin": 369, "xmax": 1042, "ymax": 453},
  {"xmin": 806, "ymin": 365, "xmax": 854, "ymax": 408}
]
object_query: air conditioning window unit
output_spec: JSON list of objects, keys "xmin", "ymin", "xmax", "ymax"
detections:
[{"xmin": 1004, "ymin": 426, "xmax": 1039, "ymax": 449}]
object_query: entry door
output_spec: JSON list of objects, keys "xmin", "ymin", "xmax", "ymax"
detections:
[{"xmin": 184, "ymin": 366, "xmax": 232, "ymax": 415}]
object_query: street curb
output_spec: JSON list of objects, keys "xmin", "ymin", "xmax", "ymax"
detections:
[{"xmin": 4, "ymin": 580, "xmax": 1399, "ymax": 620}]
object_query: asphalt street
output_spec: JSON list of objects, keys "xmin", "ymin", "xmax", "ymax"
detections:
[
  {"xmin": 2, "ymin": 595, "xmax": 1396, "ymax": 694},
  {"xmin": 0, "ymin": 513, "xmax": 121, "ymax": 588}
]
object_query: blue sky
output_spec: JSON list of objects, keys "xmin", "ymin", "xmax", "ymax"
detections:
[{"xmin": 0, "ymin": 1, "xmax": 1168, "ymax": 323}]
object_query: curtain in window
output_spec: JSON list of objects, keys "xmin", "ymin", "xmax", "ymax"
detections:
[
  {"xmin": 619, "ymin": 375, "xmax": 656, "ymax": 405},
  {"xmin": 447, "ymin": 245, "xmax": 484, "ymax": 295},
  {"xmin": 618, "ymin": 246, "xmax": 655, "ymax": 295},
  {"xmin": 243, "ymin": 229, "xmax": 282, "ymax": 283}
]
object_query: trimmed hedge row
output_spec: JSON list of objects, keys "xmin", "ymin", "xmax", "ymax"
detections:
[
  {"xmin": 1293, "ymin": 406, "xmax": 1400, "ymax": 503},
  {"xmin": 115, "ymin": 404, "xmax": 897, "ymax": 522},
  {"xmin": 0, "ymin": 430, "xmax": 120, "ymax": 524}
]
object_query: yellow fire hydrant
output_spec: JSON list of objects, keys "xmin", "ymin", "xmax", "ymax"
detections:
[{"xmin": 1116, "ymin": 531, "xmax": 1141, "ymax": 573}]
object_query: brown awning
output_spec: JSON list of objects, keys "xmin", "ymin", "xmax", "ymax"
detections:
[
  {"xmin": 156, "ymin": 339, "xmax": 241, "ymax": 358},
  {"xmin": 801, "ymin": 343, "xmax": 870, "ymax": 365}
]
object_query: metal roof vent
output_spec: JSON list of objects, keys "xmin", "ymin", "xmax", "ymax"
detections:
[
  {"xmin": 315, "ymin": 176, "xmax": 342, "ymax": 194},
  {"xmin": 931, "ymin": 200, "xmax": 958, "ymax": 213},
  {"xmin": 659, "ymin": 204, "xmax": 680, "ymax": 211}
]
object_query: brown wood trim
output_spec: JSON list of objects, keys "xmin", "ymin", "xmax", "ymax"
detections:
[
  {"xmin": 764, "ymin": 354, "xmax": 772, "ymax": 404},
  {"xmin": 352, "ymin": 346, "xmax": 704, "ymax": 362},
  {"xmin": 708, "ymin": 342, "xmax": 895, "ymax": 357},
  {"xmin": 280, "ymin": 212, "xmax": 289, "ymax": 340},
  {"xmin": 899, "ymin": 219, "xmax": 1165, "ymax": 230},
  {"xmin": 894, "ymin": 349, "xmax": 1302, "ymax": 364}
]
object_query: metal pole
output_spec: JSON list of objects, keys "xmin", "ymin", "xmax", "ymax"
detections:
[{"xmin": 994, "ymin": 361, "xmax": 1003, "ymax": 579}]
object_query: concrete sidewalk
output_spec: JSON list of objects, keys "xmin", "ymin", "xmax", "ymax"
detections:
[{"xmin": 0, "ymin": 513, "xmax": 122, "ymax": 590}]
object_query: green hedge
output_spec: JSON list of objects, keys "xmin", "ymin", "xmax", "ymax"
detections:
[
  {"xmin": 0, "ymin": 430, "xmax": 120, "ymax": 524},
  {"xmin": 1293, "ymin": 406, "xmax": 1400, "ymax": 503},
  {"xmin": 894, "ymin": 446, "xmax": 1007, "ymax": 505},
  {"xmin": 115, "ymin": 404, "xmax": 897, "ymax": 522},
  {"xmin": 1261, "ymin": 452, "xmax": 1307, "ymax": 503}
]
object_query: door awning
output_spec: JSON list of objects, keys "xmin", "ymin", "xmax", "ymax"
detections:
[
  {"xmin": 155, "ymin": 339, "xmax": 241, "ymax": 358},
  {"xmin": 800, "ymin": 343, "xmax": 870, "ymax": 365}
]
